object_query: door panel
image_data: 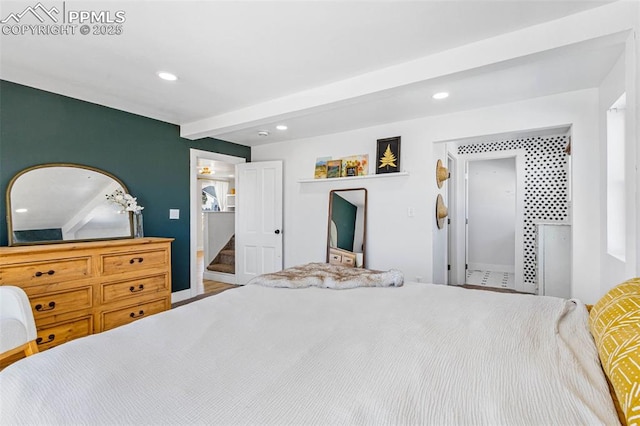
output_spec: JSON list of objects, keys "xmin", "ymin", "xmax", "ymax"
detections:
[
  {"xmin": 236, "ymin": 161, "xmax": 283, "ymax": 284},
  {"xmin": 262, "ymin": 247, "xmax": 276, "ymax": 272},
  {"xmin": 261, "ymin": 167, "xmax": 277, "ymax": 233},
  {"xmin": 242, "ymin": 245, "xmax": 258, "ymax": 276}
]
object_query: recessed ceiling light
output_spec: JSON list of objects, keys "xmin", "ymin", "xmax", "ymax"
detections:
[
  {"xmin": 276, "ymin": 125, "xmax": 288, "ymax": 131},
  {"xmin": 229, "ymin": 174, "xmax": 235, "ymax": 178},
  {"xmin": 432, "ymin": 92, "xmax": 449, "ymax": 100},
  {"xmin": 157, "ymin": 71, "xmax": 178, "ymax": 81},
  {"xmin": 15, "ymin": 208, "xmax": 27, "ymax": 213},
  {"xmin": 258, "ymin": 130, "xmax": 270, "ymax": 137}
]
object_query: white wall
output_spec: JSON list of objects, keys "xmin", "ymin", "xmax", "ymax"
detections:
[
  {"xmin": 204, "ymin": 212, "xmax": 235, "ymax": 265},
  {"xmin": 635, "ymin": 24, "xmax": 640, "ymax": 278},
  {"xmin": 252, "ymin": 88, "xmax": 602, "ymax": 302},
  {"xmin": 467, "ymin": 158, "xmax": 516, "ymax": 272},
  {"xmin": 432, "ymin": 142, "xmax": 448, "ymax": 284},
  {"xmin": 599, "ymin": 39, "xmax": 638, "ymax": 294}
]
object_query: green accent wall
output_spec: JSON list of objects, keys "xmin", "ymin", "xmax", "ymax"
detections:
[
  {"xmin": 331, "ymin": 192, "xmax": 356, "ymax": 252},
  {"xmin": 0, "ymin": 80, "xmax": 251, "ymax": 292}
]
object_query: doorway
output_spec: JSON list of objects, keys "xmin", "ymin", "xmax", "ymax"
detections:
[
  {"xmin": 189, "ymin": 149, "xmax": 245, "ymax": 299},
  {"xmin": 460, "ymin": 150, "xmax": 526, "ymax": 292},
  {"xmin": 441, "ymin": 130, "xmax": 572, "ymax": 295},
  {"xmin": 466, "ymin": 157, "xmax": 519, "ymax": 290}
]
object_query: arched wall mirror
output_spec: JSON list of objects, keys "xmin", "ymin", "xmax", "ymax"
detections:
[
  {"xmin": 327, "ymin": 188, "xmax": 367, "ymax": 268},
  {"xmin": 6, "ymin": 164, "xmax": 133, "ymax": 246}
]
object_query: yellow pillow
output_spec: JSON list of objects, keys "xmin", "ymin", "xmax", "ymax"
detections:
[{"xmin": 589, "ymin": 278, "xmax": 640, "ymax": 426}]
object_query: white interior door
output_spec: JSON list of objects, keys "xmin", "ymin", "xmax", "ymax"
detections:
[{"xmin": 236, "ymin": 161, "xmax": 283, "ymax": 284}]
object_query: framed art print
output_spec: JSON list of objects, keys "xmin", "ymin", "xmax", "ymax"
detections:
[
  {"xmin": 326, "ymin": 159, "xmax": 342, "ymax": 178},
  {"xmin": 314, "ymin": 156, "xmax": 330, "ymax": 179},
  {"xmin": 341, "ymin": 154, "xmax": 369, "ymax": 177},
  {"xmin": 376, "ymin": 136, "xmax": 401, "ymax": 174}
]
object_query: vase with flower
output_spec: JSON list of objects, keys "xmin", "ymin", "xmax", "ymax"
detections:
[{"xmin": 106, "ymin": 189, "xmax": 145, "ymax": 238}]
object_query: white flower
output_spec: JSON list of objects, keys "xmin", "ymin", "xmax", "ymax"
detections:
[{"xmin": 106, "ymin": 189, "xmax": 144, "ymax": 213}]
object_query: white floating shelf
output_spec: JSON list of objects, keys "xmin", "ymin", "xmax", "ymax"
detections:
[{"xmin": 298, "ymin": 171, "xmax": 409, "ymax": 183}]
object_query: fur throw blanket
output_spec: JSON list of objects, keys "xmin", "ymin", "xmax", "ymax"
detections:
[{"xmin": 248, "ymin": 262, "xmax": 404, "ymax": 289}]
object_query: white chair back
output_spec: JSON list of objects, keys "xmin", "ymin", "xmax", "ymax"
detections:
[{"xmin": 0, "ymin": 286, "xmax": 38, "ymax": 361}]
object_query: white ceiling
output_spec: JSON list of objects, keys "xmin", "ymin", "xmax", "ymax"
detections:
[{"xmin": 0, "ymin": 0, "xmax": 627, "ymax": 147}]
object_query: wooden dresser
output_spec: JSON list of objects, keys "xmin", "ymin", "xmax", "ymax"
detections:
[
  {"xmin": 328, "ymin": 247, "xmax": 357, "ymax": 267},
  {"xmin": 0, "ymin": 237, "xmax": 173, "ymax": 354}
]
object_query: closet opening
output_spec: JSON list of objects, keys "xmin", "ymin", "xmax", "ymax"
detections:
[{"xmin": 435, "ymin": 127, "xmax": 572, "ymax": 296}]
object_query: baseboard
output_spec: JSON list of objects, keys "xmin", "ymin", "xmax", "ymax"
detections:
[
  {"xmin": 171, "ymin": 289, "xmax": 192, "ymax": 304},
  {"xmin": 467, "ymin": 263, "xmax": 515, "ymax": 273},
  {"xmin": 203, "ymin": 270, "xmax": 237, "ymax": 284}
]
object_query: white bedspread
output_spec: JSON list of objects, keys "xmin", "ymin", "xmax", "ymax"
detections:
[{"xmin": 0, "ymin": 283, "xmax": 619, "ymax": 425}]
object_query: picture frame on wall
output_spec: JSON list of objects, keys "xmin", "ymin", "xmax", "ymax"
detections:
[
  {"xmin": 326, "ymin": 159, "xmax": 342, "ymax": 178},
  {"xmin": 341, "ymin": 154, "xmax": 369, "ymax": 177},
  {"xmin": 314, "ymin": 156, "xmax": 330, "ymax": 179},
  {"xmin": 376, "ymin": 136, "xmax": 401, "ymax": 174}
]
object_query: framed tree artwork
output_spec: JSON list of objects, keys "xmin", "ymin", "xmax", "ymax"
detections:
[{"xmin": 376, "ymin": 136, "xmax": 401, "ymax": 174}]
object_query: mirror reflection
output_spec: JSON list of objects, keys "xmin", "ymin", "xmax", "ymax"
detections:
[
  {"xmin": 7, "ymin": 164, "xmax": 133, "ymax": 245},
  {"xmin": 327, "ymin": 188, "xmax": 367, "ymax": 268}
]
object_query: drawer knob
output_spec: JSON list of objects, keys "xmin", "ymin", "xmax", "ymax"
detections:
[
  {"xmin": 35, "ymin": 301, "xmax": 56, "ymax": 312},
  {"xmin": 36, "ymin": 334, "xmax": 55, "ymax": 345},
  {"xmin": 129, "ymin": 257, "xmax": 144, "ymax": 264},
  {"xmin": 129, "ymin": 284, "xmax": 145, "ymax": 293},
  {"xmin": 129, "ymin": 310, "xmax": 145, "ymax": 318},
  {"xmin": 34, "ymin": 270, "xmax": 56, "ymax": 277}
]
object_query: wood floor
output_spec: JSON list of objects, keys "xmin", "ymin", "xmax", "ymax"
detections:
[
  {"xmin": 172, "ymin": 281, "xmax": 238, "ymax": 308},
  {"xmin": 204, "ymin": 280, "xmax": 238, "ymax": 295},
  {"xmin": 172, "ymin": 251, "xmax": 239, "ymax": 308}
]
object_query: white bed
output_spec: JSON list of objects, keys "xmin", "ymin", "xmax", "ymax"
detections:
[{"xmin": 0, "ymin": 282, "xmax": 619, "ymax": 425}]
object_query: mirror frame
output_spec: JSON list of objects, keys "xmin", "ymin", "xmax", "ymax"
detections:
[
  {"xmin": 326, "ymin": 187, "xmax": 367, "ymax": 268},
  {"xmin": 6, "ymin": 163, "xmax": 133, "ymax": 246}
]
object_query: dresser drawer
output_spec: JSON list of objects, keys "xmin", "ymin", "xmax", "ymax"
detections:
[
  {"xmin": 341, "ymin": 256, "xmax": 355, "ymax": 266},
  {"xmin": 101, "ymin": 274, "xmax": 168, "ymax": 304},
  {"xmin": 100, "ymin": 249, "xmax": 168, "ymax": 276},
  {"xmin": 25, "ymin": 286, "xmax": 92, "ymax": 321},
  {"xmin": 101, "ymin": 298, "xmax": 168, "ymax": 331},
  {"xmin": 0, "ymin": 257, "xmax": 91, "ymax": 286},
  {"xmin": 329, "ymin": 254, "xmax": 342, "ymax": 264},
  {"xmin": 35, "ymin": 316, "xmax": 92, "ymax": 351}
]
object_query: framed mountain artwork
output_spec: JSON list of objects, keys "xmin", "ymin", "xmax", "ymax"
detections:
[
  {"xmin": 326, "ymin": 159, "xmax": 342, "ymax": 178},
  {"xmin": 314, "ymin": 156, "xmax": 330, "ymax": 179}
]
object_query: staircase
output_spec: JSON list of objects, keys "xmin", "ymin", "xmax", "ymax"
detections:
[{"xmin": 207, "ymin": 235, "xmax": 235, "ymax": 274}]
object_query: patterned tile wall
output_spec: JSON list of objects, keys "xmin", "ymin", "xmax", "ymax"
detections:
[{"xmin": 458, "ymin": 135, "xmax": 569, "ymax": 286}]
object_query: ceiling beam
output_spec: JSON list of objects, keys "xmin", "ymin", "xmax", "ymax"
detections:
[{"xmin": 180, "ymin": 1, "xmax": 637, "ymax": 141}]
